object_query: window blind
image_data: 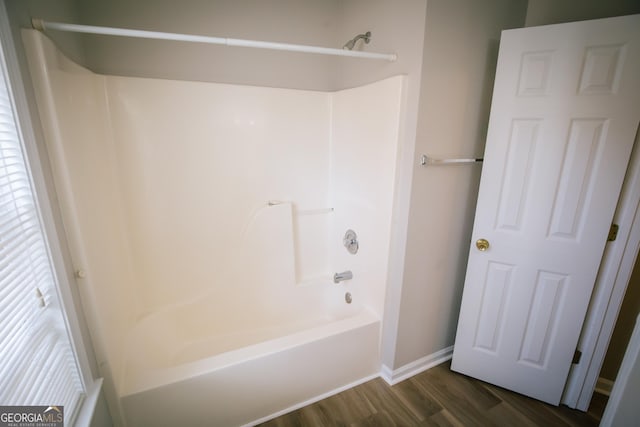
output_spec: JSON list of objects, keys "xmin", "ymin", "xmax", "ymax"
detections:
[{"xmin": 0, "ymin": 48, "xmax": 84, "ymax": 420}]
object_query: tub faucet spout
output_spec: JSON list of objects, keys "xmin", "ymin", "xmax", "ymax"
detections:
[{"xmin": 333, "ymin": 270, "xmax": 353, "ymax": 283}]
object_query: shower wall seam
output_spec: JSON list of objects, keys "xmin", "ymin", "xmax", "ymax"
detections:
[{"xmin": 99, "ymin": 77, "xmax": 140, "ymax": 394}]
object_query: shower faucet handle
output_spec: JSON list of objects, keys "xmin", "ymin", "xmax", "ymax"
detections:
[{"xmin": 343, "ymin": 229, "xmax": 359, "ymax": 254}]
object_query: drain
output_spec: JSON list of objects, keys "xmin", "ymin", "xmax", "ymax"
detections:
[{"xmin": 345, "ymin": 292, "xmax": 352, "ymax": 304}]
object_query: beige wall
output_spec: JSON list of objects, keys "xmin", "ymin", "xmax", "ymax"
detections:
[{"xmin": 390, "ymin": 0, "xmax": 527, "ymax": 369}]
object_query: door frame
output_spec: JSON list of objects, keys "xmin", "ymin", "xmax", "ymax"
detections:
[{"xmin": 562, "ymin": 125, "xmax": 640, "ymax": 410}]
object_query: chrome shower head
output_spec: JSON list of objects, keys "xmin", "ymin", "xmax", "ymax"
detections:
[{"xmin": 343, "ymin": 31, "xmax": 371, "ymax": 50}]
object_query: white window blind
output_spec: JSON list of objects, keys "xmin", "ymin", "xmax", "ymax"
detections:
[{"xmin": 0, "ymin": 43, "xmax": 84, "ymax": 419}]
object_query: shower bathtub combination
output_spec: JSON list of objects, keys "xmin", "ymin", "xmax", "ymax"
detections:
[{"xmin": 23, "ymin": 29, "xmax": 405, "ymax": 426}]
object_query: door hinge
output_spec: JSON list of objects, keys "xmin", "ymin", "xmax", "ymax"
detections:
[
  {"xmin": 572, "ymin": 349, "xmax": 582, "ymax": 364},
  {"xmin": 608, "ymin": 224, "xmax": 619, "ymax": 242}
]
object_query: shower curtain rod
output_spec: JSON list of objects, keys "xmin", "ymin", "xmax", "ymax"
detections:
[{"xmin": 31, "ymin": 19, "xmax": 398, "ymax": 62}]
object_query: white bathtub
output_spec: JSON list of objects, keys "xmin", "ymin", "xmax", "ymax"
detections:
[{"xmin": 120, "ymin": 293, "xmax": 381, "ymax": 426}]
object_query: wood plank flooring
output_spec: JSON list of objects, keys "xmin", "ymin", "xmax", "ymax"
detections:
[{"xmin": 257, "ymin": 361, "xmax": 604, "ymax": 426}]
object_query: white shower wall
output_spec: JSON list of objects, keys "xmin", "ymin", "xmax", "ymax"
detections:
[
  {"xmin": 23, "ymin": 31, "xmax": 137, "ymax": 393},
  {"xmin": 107, "ymin": 74, "xmax": 403, "ymax": 320},
  {"xmin": 106, "ymin": 77, "xmax": 332, "ymax": 311},
  {"xmin": 330, "ymin": 78, "xmax": 404, "ymax": 320},
  {"xmin": 24, "ymin": 30, "xmax": 403, "ymax": 396}
]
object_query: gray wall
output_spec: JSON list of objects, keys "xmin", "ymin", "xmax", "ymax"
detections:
[
  {"xmin": 73, "ymin": 0, "xmax": 427, "ymax": 92},
  {"xmin": 526, "ymin": 0, "xmax": 640, "ymax": 26},
  {"xmin": 5, "ymin": 0, "xmax": 84, "ymax": 63},
  {"xmin": 76, "ymin": 0, "xmax": 339, "ymax": 91}
]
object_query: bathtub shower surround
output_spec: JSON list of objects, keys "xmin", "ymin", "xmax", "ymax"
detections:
[{"xmin": 23, "ymin": 30, "xmax": 404, "ymax": 426}]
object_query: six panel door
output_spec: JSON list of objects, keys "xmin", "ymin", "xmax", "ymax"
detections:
[{"xmin": 451, "ymin": 15, "xmax": 640, "ymax": 405}]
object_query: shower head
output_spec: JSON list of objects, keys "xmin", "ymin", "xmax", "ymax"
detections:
[{"xmin": 342, "ymin": 31, "xmax": 371, "ymax": 50}]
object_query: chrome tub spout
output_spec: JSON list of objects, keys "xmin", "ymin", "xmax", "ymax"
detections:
[{"xmin": 333, "ymin": 271, "xmax": 353, "ymax": 283}]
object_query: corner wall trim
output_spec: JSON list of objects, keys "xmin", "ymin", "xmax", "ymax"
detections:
[{"xmin": 381, "ymin": 346, "xmax": 454, "ymax": 385}]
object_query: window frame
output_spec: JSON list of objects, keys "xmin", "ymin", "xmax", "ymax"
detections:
[{"xmin": 0, "ymin": 2, "xmax": 103, "ymax": 426}]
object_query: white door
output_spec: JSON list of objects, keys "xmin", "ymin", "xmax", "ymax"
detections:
[{"xmin": 451, "ymin": 14, "xmax": 640, "ymax": 405}]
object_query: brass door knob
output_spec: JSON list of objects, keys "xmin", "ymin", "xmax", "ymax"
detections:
[{"xmin": 476, "ymin": 238, "xmax": 490, "ymax": 251}]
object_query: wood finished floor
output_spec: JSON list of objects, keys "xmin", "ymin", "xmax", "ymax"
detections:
[{"xmin": 257, "ymin": 361, "xmax": 604, "ymax": 427}]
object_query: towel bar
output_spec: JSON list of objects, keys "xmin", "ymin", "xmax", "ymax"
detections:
[{"xmin": 420, "ymin": 155, "xmax": 483, "ymax": 166}]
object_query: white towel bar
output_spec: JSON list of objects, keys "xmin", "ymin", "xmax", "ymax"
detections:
[{"xmin": 420, "ymin": 155, "xmax": 483, "ymax": 166}]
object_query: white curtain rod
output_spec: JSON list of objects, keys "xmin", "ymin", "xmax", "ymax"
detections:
[{"xmin": 31, "ymin": 19, "xmax": 397, "ymax": 62}]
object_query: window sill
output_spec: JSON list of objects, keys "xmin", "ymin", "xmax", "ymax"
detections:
[{"xmin": 74, "ymin": 379, "xmax": 106, "ymax": 427}]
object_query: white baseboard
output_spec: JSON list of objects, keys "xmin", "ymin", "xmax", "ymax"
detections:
[
  {"xmin": 381, "ymin": 345, "xmax": 454, "ymax": 385},
  {"xmin": 595, "ymin": 377, "xmax": 614, "ymax": 396}
]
